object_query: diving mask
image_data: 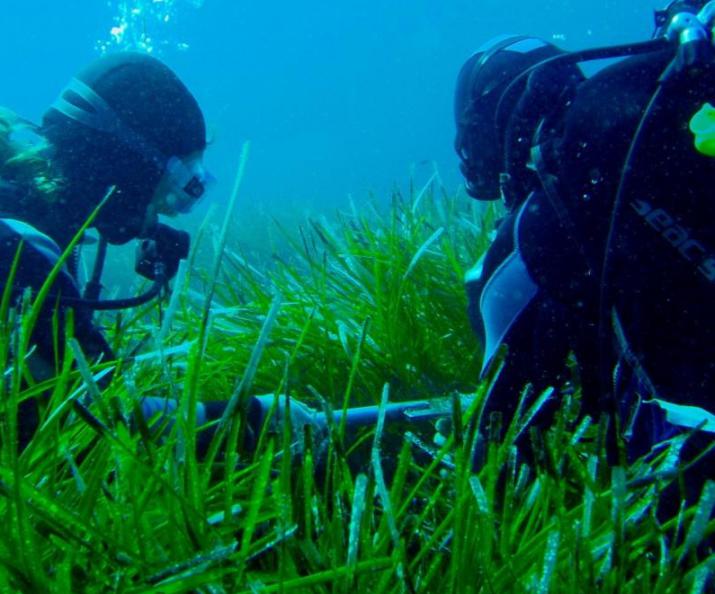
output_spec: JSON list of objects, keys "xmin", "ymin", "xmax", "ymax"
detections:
[
  {"xmin": 163, "ymin": 155, "xmax": 215, "ymax": 214},
  {"xmin": 51, "ymin": 77, "xmax": 213, "ymax": 209}
]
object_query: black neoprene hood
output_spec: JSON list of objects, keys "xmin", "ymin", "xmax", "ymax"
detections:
[
  {"xmin": 41, "ymin": 52, "xmax": 207, "ymax": 244},
  {"xmin": 453, "ymin": 38, "xmax": 563, "ymax": 201},
  {"xmin": 46, "ymin": 52, "xmax": 206, "ymax": 162}
]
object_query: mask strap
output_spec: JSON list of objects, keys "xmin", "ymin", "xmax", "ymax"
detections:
[{"xmin": 51, "ymin": 78, "xmax": 167, "ymax": 170}]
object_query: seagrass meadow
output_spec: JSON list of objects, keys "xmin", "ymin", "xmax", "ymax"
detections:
[{"xmin": 0, "ymin": 155, "xmax": 713, "ymax": 592}]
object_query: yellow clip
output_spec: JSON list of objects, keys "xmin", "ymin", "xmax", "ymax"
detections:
[{"xmin": 689, "ymin": 103, "xmax": 715, "ymax": 157}]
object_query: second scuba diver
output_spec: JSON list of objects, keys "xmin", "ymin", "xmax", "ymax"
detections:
[{"xmin": 454, "ymin": 0, "xmax": 715, "ymax": 503}]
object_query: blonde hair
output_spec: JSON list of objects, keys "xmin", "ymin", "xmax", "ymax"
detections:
[{"xmin": 0, "ymin": 108, "xmax": 65, "ymax": 202}]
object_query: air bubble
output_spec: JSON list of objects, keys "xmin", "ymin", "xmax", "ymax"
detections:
[{"xmin": 98, "ymin": 0, "xmax": 203, "ymax": 55}]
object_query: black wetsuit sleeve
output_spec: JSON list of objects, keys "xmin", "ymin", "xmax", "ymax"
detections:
[
  {"xmin": 466, "ymin": 212, "xmax": 590, "ymax": 439},
  {"xmin": 195, "ymin": 397, "xmax": 265, "ymax": 457},
  {"xmin": 0, "ymin": 219, "xmax": 114, "ymax": 365}
]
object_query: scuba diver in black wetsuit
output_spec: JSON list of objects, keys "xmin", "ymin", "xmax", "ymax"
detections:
[
  {"xmin": 454, "ymin": 1, "xmax": 715, "ymax": 495},
  {"xmin": 0, "ymin": 52, "xmax": 314, "ymax": 452}
]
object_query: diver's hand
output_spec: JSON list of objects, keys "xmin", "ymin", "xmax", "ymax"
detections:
[
  {"xmin": 253, "ymin": 394, "xmax": 327, "ymax": 457},
  {"xmin": 135, "ymin": 223, "xmax": 190, "ymax": 281}
]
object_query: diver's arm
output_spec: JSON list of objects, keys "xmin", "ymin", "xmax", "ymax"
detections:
[
  {"xmin": 0, "ymin": 218, "xmax": 115, "ymax": 372},
  {"xmin": 140, "ymin": 393, "xmax": 321, "ymax": 458}
]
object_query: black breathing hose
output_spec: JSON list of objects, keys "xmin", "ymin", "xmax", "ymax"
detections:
[
  {"xmin": 82, "ymin": 235, "xmax": 108, "ymax": 301},
  {"xmin": 494, "ymin": 38, "xmax": 672, "ymax": 138},
  {"xmin": 68, "ymin": 235, "xmax": 167, "ymax": 311},
  {"xmin": 69, "ymin": 275, "xmax": 166, "ymax": 310}
]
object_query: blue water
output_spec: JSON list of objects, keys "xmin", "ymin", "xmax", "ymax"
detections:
[{"xmin": 3, "ymin": 1, "xmax": 662, "ymax": 238}]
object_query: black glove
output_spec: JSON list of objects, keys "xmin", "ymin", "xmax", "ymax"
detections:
[{"xmin": 135, "ymin": 223, "xmax": 190, "ymax": 281}]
